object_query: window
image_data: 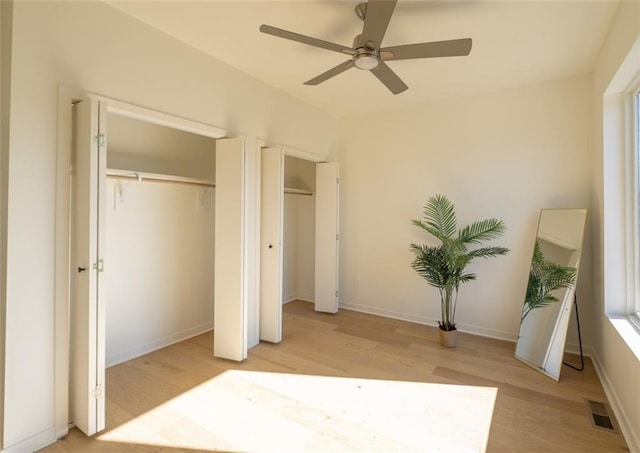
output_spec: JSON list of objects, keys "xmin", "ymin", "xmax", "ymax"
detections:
[{"xmin": 634, "ymin": 88, "xmax": 640, "ymax": 328}]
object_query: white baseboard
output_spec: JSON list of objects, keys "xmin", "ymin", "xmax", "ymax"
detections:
[
  {"xmin": 106, "ymin": 322, "xmax": 213, "ymax": 368},
  {"xmin": 339, "ymin": 300, "xmax": 518, "ymax": 342},
  {"xmin": 591, "ymin": 351, "xmax": 640, "ymax": 453},
  {"xmin": 564, "ymin": 342, "xmax": 593, "ymax": 357},
  {"xmin": 2, "ymin": 427, "xmax": 56, "ymax": 453},
  {"xmin": 338, "ymin": 301, "xmax": 598, "ymax": 355},
  {"xmin": 283, "ymin": 296, "xmax": 314, "ymax": 304},
  {"xmin": 282, "ymin": 294, "xmax": 297, "ymax": 304},
  {"xmin": 297, "ymin": 293, "xmax": 314, "ymax": 303}
]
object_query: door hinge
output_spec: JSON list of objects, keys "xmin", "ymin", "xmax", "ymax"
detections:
[
  {"xmin": 336, "ymin": 234, "xmax": 339, "ymax": 241},
  {"xmin": 94, "ymin": 134, "xmax": 106, "ymax": 148},
  {"xmin": 335, "ymin": 290, "xmax": 339, "ymax": 298},
  {"xmin": 93, "ymin": 259, "xmax": 104, "ymax": 272},
  {"xmin": 336, "ymin": 177, "xmax": 340, "ymax": 184},
  {"xmin": 92, "ymin": 384, "xmax": 104, "ymax": 399}
]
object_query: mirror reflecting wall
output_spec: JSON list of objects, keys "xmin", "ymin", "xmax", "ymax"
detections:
[{"xmin": 515, "ymin": 208, "xmax": 587, "ymax": 381}]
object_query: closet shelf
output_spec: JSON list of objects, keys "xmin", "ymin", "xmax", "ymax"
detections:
[
  {"xmin": 284, "ymin": 187, "xmax": 313, "ymax": 196},
  {"xmin": 106, "ymin": 169, "xmax": 215, "ymax": 188}
]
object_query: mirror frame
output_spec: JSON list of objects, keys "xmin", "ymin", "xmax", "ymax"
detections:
[{"xmin": 515, "ymin": 208, "xmax": 588, "ymax": 381}]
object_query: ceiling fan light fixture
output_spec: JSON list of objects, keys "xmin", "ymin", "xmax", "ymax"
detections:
[{"xmin": 353, "ymin": 51, "xmax": 379, "ymax": 70}]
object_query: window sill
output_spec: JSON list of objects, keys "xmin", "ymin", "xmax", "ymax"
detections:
[{"xmin": 608, "ymin": 315, "xmax": 640, "ymax": 361}]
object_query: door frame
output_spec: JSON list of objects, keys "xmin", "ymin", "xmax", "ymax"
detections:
[{"xmin": 55, "ymin": 88, "xmax": 225, "ymax": 437}]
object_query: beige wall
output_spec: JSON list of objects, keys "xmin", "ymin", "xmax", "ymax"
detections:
[
  {"xmin": 337, "ymin": 76, "xmax": 591, "ymax": 345},
  {"xmin": 3, "ymin": 1, "xmax": 336, "ymax": 450},
  {"xmin": 106, "ymin": 113, "xmax": 217, "ymax": 180},
  {"xmin": 590, "ymin": 2, "xmax": 640, "ymax": 451},
  {"xmin": 105, "ymin": 179, "xmax": 215, "ymax": 367}
]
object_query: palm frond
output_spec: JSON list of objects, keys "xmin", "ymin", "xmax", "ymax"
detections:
[
  {"xmin": 521, "ymin": 241, "xmax": 577, "ymax": 323},
  {"xmin": 459, "ymin": 218, "xmax": 506, "ymax": 245},
  {"xmin": 467, "ymin": 246, "xmax": 510, "ymax": 260},
  {"xmin": 423, "ymin": 194, "xmax": 457, "ymax": 239},
  {"xmin": 411, "ymin": 219, "xmax": 445, "ymax": 242},
  {"xmin": 410, "ymin": 244, "xmax": 449, "ymax": 288}
]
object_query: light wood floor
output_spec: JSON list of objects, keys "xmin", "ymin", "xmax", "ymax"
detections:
[{"xmin": 41, "ymin": 300, "xmax": 629, "ymax": 452}]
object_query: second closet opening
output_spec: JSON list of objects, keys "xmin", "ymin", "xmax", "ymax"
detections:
[{"xmin": 282, "ymin": 156, "xmax": 316, "ymax": 310}]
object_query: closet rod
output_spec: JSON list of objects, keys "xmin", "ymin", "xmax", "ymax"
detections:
[
  {"xmin": 284, "ymin": 188, "xmax": 313, "ymax": 196},
  {"xmin": 107, "ymin": 171, "xmax": 312, "ymax": 194},
  {"xmin": 106, "ymin": 171, "xmax": 215, "ymax": 189}
]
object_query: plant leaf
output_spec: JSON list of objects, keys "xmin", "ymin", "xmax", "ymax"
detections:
[
  {"xmin": 423, "ymin": 194, "xmax": 457, "ymax": 239},
  {"xmin": 458, "ymin": 218, "xmax": 506, "ymax": 245}
]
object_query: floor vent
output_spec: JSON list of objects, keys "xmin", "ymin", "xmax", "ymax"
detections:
[{"xmin": 586, "ymin": 399, "xmax": 618, "ymax": 432}]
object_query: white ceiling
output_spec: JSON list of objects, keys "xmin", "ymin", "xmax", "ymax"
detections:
[{"xmin": 107, "ymin": 1, "xmax": 620, "ymax": 118}]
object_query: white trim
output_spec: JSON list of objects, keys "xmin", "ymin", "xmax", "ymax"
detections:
[
  {"xmin": 338, "ymin": 300, "xmax": 595, "ymax": 354},
  {"xmin": 88, "ymin": 94, "xmax": 226, "ymax": 139},
  {"xmin": 283, "ymin": 297, "xmax": 314, "ymax": 305},
  {"xmin": 296, "ymin": 293, "xmax": 315, "ymax": 303},
  {"xmin": 633, "ymin": 89, "xmax": 640, "ymax": 316},
  {"xmin": 626, "ymin": 88, "xmax": 639, "ymax": 316},
  {"xmin": 591, "ymin": 350, "xmax": 640, "ymax": 453},
  {"xmin": 608, "ymin": 315, "xmax": 640, "ymax": 361},
  {"xmin": 282, "ymin": 145, "xmax": 325, "ymax": 163},
  {"xmin": 339, "ymin": 300, "xmax": 518, "ymax": 342},
  {"xmin": 629, "ymin": 313, "xmax": 640, "ymax": 334},
  {"xmin": 249, "ymin": 139, "xmax": 264, "ymax": 350},
  {"xmin": 54, "ymin": 85, "xmax": 84, "ymax": 440},
  {"xmin": 1, "ymin": 427, "xmax": 56, "ymax": 453},
  {"xmin": 563, "ymin": 342, "xmax": 593, "ymax": 358},
  {"xmin": 106, "ymin": 323, "xmax": 213, "ymax": 368}
]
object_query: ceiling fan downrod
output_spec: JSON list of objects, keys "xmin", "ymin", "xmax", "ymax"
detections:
[{"xmin": 355, "ymin": 3, "xmax": 368, "ymax": 21}]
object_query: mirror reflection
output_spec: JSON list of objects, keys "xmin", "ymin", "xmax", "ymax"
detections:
[{"xmin": 515, "ymin": 208, "xmax": 587, "ymax": 381}]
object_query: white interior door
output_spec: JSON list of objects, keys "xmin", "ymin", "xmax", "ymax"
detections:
[
  {"xmin": 260, "ymin": 147, "xmax": 284, "ymax": 342},
  {"xmin": 214, "ymin": 137, "xmax": 248, "ymax": 361},
  {"xmin": 70, "ymin": 98, "xmax": 106, "ymax": 436},
  {"xmin": 315, "ymin": 163, "xmax": 340, "ymax": 313}
]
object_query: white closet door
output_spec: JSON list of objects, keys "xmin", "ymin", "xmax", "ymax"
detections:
[
  {"xmin": 214, "ymin": 137, "xmax": 248, "ymax": 361},
  {"xmin": 70, "ymin": 98, "xmax": 106, "ymax": 436},
  {"xmin": 315, "ymin": 163, "xmax": 340, "ymax": 313},
  {"xmin": 260, "ymin": 147, "xmax": 284, "ymax": 342}
]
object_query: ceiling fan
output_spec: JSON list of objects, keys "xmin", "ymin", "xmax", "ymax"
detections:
[{"xmin": 259, "ymin": 0, "xmax": 472, "ymax": 95}]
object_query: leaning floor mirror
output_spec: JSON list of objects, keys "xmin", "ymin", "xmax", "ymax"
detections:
[{"xmin": 515, "ymin": 208, "xmax": 588, "ymax": 381}]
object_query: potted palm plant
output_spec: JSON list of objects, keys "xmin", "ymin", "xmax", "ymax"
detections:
[{"xmin": 410, "ymin": 194, "xmax": 509, "ymax": 347}]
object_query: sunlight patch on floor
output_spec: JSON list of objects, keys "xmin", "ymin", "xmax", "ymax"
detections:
[{"xmin": 98, "ymin": 370, "xmax": 497, "ymax": 452}]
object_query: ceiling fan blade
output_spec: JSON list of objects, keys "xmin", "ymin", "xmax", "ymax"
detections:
[
  {"xmin": 361, "ymin": 0, "xmax": 397, "ymax": 49},
  {"xmin": 304, "ymin": 60, "xmax": 355, "ymax": 86},
  {"xmin": 382, "ymin": 38, "xmax": 472, "ymax": 61},
  {"xmin": 370, "ymin": 61, "xmax": 407, "ymax": 95},
  {"xmin": 260, "ymin": 24, "xmax": 354, "ymax": 55}
]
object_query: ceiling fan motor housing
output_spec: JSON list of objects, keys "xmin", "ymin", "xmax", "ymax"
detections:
[{"xmin": 352, "ymin": 34, "xmax": 380, "ymax": 70}]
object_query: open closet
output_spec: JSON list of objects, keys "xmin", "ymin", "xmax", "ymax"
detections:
[
  {"xmin": 283, "ymin": 156, "xmax": 316, "ymax": 305},
  {"xmin": 260, "ymin": 147, "xmax": 339, "ymax": 343},
  {"xmin": 68, "ymin": 97, "xmax": 254, "ymax": 437},
  {"xmin": 104, "ymin": 113, "xmax": 216, "ymax": 367}
]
